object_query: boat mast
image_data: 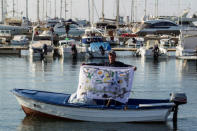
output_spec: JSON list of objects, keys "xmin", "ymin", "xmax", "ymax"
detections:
[
  {"xmin": 12, "ymin": 0, "xmax": 15, "ymax": 17},
  {"xmin": 1, "ymin": 0, "xmax": 3, "ymax": 22},
  {"xmin": 26, "ymin": 0, "xmax": 28, "ymax": 18},
  {"xmin": 91, "ymin": 0, "xmax": 94, "ymax": 26},
  {"xmin": 37, "ymin": 0, "xmax": 40, "ymax": 21},
  {"xmin": 49, "ymin": 0, "xmax": 51, "ymax": 18},
  {"xmin": 65, "ymin": 0, "xmax": 67, "ymax": 20},
  {"xmin": 154, "ymin": 0, "xmax": 158, "ymax": 17},
  {"xmin": 116, "ymin": 0, "xmax": 119, "ymax": 28},
  {"xmin": 102, "ymin": 0, "xmax": 104, "ymax": 22},
  {"xmin": 60, "ymin": 0, "xmax": 62, "ymax": 18},
  {"xmin": 70, "ymin": 0, "xmax": 72, "ymax": 19},
  {"xmin": 55, "ymin": 0, "xmax": 56, "ymax": 18},
  {"xmin": 42, "ymin": 0, "xmax": 44, "ymax": 20},
  {"xmin": 88, "ymin": 0, "xmax": 90, "ymax": 23},
  {"xmin": 144, "ymin": 0, "xmax": 147, "ymax": 17},
  {"xmin": 46, "ymin": 0, "xmax": 48, "ymax": 20},
  {"xmin": 131, "ymin": 0, "xmax": 134, "ymax": 23}
]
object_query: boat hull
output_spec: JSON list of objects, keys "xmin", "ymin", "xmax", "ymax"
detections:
[{"xmin": 15, "ymin": 95, "xmax": 172, "ymax": 122}]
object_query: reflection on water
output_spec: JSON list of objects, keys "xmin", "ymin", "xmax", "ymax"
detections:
[
  {"xmin": 0, "ymin": 54, "xmax": 197, "ymax": 130},
  {"xmin": 17, "ymin": 116, "xmax": 172, "ymax": 131}
]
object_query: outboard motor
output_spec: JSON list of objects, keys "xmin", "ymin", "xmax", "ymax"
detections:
[
  {"xmin": 43, "ymin": 44, "xmax": 48, "ymax": 55},
  {"xmin": 170, "ymin": 93, "xmax": 187, "ymax": 129},
  {"xmin": 99, "ymin": 46, "xmax": 105, "ymax": 56},
  {"xmin": 170, "ymin": 93, "xmax": 187, "ymax": 105},
  {"xmin": 153, "ymin": 45, "xmax": 160, "ymax": 60},
  {"xmin": 71, "ymin": 44, "xmax": 77, "ymax": 59}
]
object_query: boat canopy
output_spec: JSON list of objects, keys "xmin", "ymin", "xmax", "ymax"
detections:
[
  {"xmin": 89, "ymin": 42, "xmax": 111, "ymax": 52},
  {"xmin": 70, "ymin": 65, "xmax": 135, "ymax": 104}
]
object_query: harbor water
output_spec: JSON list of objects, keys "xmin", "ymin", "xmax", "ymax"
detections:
[{"xmin": 0, "ymin": 52, "xmax": 197, "ymax": 131}]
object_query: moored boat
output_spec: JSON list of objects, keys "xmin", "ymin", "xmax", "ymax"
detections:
[{"xmin": 11, "ymin": 65, "xmax": 187, "ymax": 123}]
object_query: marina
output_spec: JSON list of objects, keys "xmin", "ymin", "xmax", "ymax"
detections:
[{"xmin": 0, "ymin": 0, "xmax": 197, "ymax": 130}]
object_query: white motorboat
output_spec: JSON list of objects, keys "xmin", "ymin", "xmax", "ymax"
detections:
[
  {"xmin": 10, "ymin": 35, "xmax": 29, "ymax": 46},
  {"xmin": 176, "ymin": 30, "xmax": 197, "ymax": 60},
  {"xmin": 136, "ymin": 40, "xmax": 168, "ymax": 59},
  {"xmin": 57, "ymin": 38, "xmax": 87, "ymax": 58},
  {"xmin": 125, "ymin": 37, "xmax": 144, "ymax": 47},
  {"xmin": 12, "ymin": 65, "xmax": 187, "ymax": 122},
  {"xmin": 27, "ymin": 26, "xmax": 54, "ymax": 59},
  {"xmin": 29, "ymin": 40, "xmax": 54, "ymax": 58}
]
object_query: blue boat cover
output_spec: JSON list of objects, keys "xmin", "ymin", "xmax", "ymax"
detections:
[{"xmin": 89, "ymin": 42, "xmax": 111, "ymax": 52}]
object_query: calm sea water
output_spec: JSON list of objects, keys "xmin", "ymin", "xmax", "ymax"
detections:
[{"xmin": 0, "ymin": 52, "xmax": 197, "ymax": 131}]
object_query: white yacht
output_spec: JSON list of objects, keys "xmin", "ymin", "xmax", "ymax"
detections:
[
  {"xmin": 148, "ymin": 9, "xmax": 197, "ymax": 27},
  {"xmin": 133, "ymin": 20, "xmax": 180, "ymax": 36},
  {"xmin": 176, "ymin": 30, "xmax": 197, "ymax": 60}
]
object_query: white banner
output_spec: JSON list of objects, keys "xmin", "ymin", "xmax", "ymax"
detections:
[{"xmin": 76, "ymin": 65, "xmax": 134, "ymax": 103}]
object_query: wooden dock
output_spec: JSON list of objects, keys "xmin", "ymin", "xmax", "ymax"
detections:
[
  {"xmin": 0, "ymin": 46, "xmax": 176, "ymax": 54},
  {"xmin": 112, "ymin": 48, "xmax": 176, "ymax": 52},
  {"xmin": 0, "ymin": 46, "xmax": 28, "ymax": 54}
]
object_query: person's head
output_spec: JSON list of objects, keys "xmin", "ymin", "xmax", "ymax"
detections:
[{"xmin": 108, "ymin": 50, "xmax": 116, "ymax": 63}]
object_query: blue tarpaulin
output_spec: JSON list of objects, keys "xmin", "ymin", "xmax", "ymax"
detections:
[{"xmin": 89, "ymin": 42, "xmax": 111, "ymax": 52}]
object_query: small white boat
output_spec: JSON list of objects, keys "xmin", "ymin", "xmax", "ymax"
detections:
[
  {"xmin": 12, "ymin": 65, "xmax": 187, "ymax": 123},
  {"xmin": 126, "ymin": 37, "xmax": 144, "ymax": 47},
  {"xmin": 27, "ymin": 26, "xmax": 54, "ymax": 59},
  {"xmin": 10, "ymin": 35, "xmax": 29, "ymax": 46},
  {"xmin": 29, "ymin": 40, "xmax": 54, "ymax": 59},
  {"xmin": 136, "ymin": 40, "xmax": 168, "ymax": 59},
  {"xmin": 176, "ymin": 30, "xmax": 197, "ymax": 60},
  {"xmin": 57, "ymin": 38, "xmax": 86, "ymax": 58}
]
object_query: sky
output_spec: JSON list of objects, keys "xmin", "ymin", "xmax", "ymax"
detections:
[{"xmin": 1, "ymin": 0, "xmax": 197, "ymax": 22}]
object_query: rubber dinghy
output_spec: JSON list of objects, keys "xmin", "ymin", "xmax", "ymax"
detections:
[{"xmin": 11, "ymin": 65, "xmax": 187, "ymax": 122}]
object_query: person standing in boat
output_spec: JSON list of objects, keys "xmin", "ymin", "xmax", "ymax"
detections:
[{"xmin": 83, "ymin": 50, "xmax": 137, "ymax": 71}]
